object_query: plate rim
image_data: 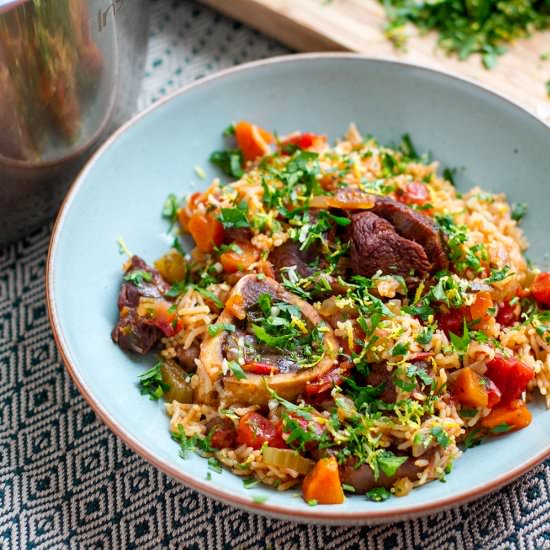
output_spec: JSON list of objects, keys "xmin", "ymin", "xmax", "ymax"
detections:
[{"xmin": 46, "ymin": 52, "xmax": 550, "ymax": 524}]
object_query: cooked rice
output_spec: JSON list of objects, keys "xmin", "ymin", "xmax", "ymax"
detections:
[{"xmin": 128, "ymin": 124, "xmax": 550, "ymax": 501}]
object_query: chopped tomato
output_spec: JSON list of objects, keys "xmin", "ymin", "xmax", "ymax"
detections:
[
  {"xmin": 220, "ymin": 242, "xmax": 259, "ymax": 273},
  {"xmin": 436, "ymin": 308, "xmax": 468, "ymax": 336},
  {"xmin": 208, "ymin": 419, "xmax": 236, "ymax": 450},
  {"xmin": 485, "ymin": 354, "xmax": 535, "ymax": 404},
  {"xmin": 139, "ymin": 299, "xmax": 183, "ymax": 337},
  {"xmin": 481, "ymin": 399, "xmax": 532, "ymax": 432},
  {"xmin": 452, "ymin": 367, "xmax": 488, "ymax": 408},
  {"xmin": 302, "ymin": 456, "xmax": 344, "ymax": 505},
  {"xmin": 235, "ymin": 120, "xmax": 273, "ymax": 162},
  {"xmin": 187, "ymin": 213, "xmax": 224, "ymax": 252},
  {"xmin": 496, "ymin": 301, "xmax": 518, "ymax": 326},
  {"xmin": 236, "ymin": 412, "xmax": 286, "ymax": 449},
  {"xmin": 280, "ymin": 132, "xmax": 325, "ymax": 152},
  {"xmin": 470, "ymin": 291, "xmax": 493, "ymax": 321},
  {"xmin": 242, "ymin": 362, "xmax": 279, "ymax": 375},
  {"xmin": 532, "ymin": 272, "xmax": 550, "ymax": 308},
  {"xmin": 398, "ymin": 182, "xmax": 430, "ymax": 205}
]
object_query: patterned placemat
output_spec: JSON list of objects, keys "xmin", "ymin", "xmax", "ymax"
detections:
[{"xmin": 1, "ymin": 1, "xmax": 550, "ymax": 548}]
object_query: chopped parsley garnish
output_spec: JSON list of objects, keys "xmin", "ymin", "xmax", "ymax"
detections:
[
  {"xmin": 252, "ymin": 495, "xmax": 269, "ymax": 504},
  {"xmin": 172, "ymin": 425, "xmax": 214, "ymax": 458},
  {"xmin": 511, "ymin": 202, "xmax": 528, "ymax": 222},
  {"xmin": 443, "ymin": 167, "xmax": 457, "ymax": 186},
  {"xmin": 248, "ymin": 294, "xmax": 325, "ymax": 367},
  {"xmin": 207, "ymin": 457, "xmax": 223, "ymax": 473},
  {"xmin": 463, "ymin": 427, "xmax": 485, "ymax": 449},
  {"xmin": 431, "ymin": 425, "xmax": 451, "ymax": 449},
  {"xmin": 366, "ymin": 487, "xmax": 391, "ymax": 502},
  {"xmin": 486, "ymin": 266, "xmax": 512, "ymax": 283},
  {"xmin": 124, "ymin": 270, "xmax": 153, "ymax": 287},
  {"xmin": 219, "ymin": 203, "xmax": 250, "ymax": 228},
  {"xmin": 243, "ymin": 477, "xmax": 259, "ymax": 489},
  {"xmin": 381, "ymin": 1, "xmax": 550, "ymax": 68},
  {"xmin": 228, "ymin": 361, "xmax": 247, "ymax": 380},
  {"xmin": 436, "ymin": 215, "xmax": 489, "ymax": 275},
  {"xmin": 460, "ymin": 407, "xmax": 478, "ymax": 418},
  {"xmin": 208, "ymin": 323, "xmax": 236, "ymax": 336},
  {"xmin": 138, "ymin": 362, "xmax": 169, "ymax": 400},
  {"xmin": 416, "ymin": 326, "xmax": 434, "ymax": 346},
  {"xmin": 162, "ymin": 193, "xmax": 179, "ymax": 231},
  {"xmin": 398, "ymin": 133, "xmax": 418, "ymax": 160},
  {"xmin": 391, "ymin": 342, "xmax": 410, "ymax": 357},
  {"xmin": 377, "ymin": 450, "xmax": 407, "ymax": 477},
  {"xmin": 449, "ymin": 320, "xmax": 470, "ymax": 354},
  {"xmin": 490, "ymin": 422, "xmax": 512, "ymax": 434},
  {"xmin": 223, "ymin": 123, "xmax": 236, "ymax": 136},
  {"xmin": 209, "ymin": 149, "xmax": 244, "ymax": 179}
]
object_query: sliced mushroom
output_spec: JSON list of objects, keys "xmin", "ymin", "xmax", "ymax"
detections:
[{"xmin": 197, "ymin": 274, "xmax": 339, "ymax": 405}]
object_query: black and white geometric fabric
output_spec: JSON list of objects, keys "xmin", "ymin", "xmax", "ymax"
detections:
[{"xmin": 1, "ymin": 1, "xmax": 549, "ymax": 548}]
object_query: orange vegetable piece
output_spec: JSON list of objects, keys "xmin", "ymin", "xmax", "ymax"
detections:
[
  {"xmin": 302, "ymin": 456, "xmax": 344, "ymax": 505},
  {"xmin": 187, "ymin": 213, "xmax": 224, "ymax": 252},
  {"xmin": 235, "ymin": 120, "xmax": 273, "ymax": 162},
  {"xmin": 452, "ymin": 367, "xmax": 488, "ymax": 408},
  {"xmin": 470, "ymin": 291, "xmax": 493, "ymax": 321},
  {"xmin": 220, "ymin": 242, "xmax": 259, "ymax": 273},
  {"xmin": 225, "ymin": 293, "xmax": 246, "ymax": 320},
  {"xmin": 481, "ymin": 399, "xmax": 532, "ymax": 431}
]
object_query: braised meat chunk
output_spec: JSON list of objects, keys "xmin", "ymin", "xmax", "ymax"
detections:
[
  {"xmin": 350, "ymin": 211, "xmax": 432, "ymax": 285},
  {"xmin": 269, "ymin": 240, "xmax": 318, "ymax": 281},
  {"xmin": 372, "ymin": 197, "xmax": 448, "ymax": 272},
  {"xmin": 111, "ymin": 255, "xmax": 170, "ymax": 354}
]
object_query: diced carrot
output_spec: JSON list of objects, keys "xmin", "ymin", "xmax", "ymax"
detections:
[
  {"xmin": 235, "ymin": 120, "xmax": 273, "ymax": 162},
  {"xmin": 481, "ymin": 400, "xmax": 532, "ymax": 431},
  {"xmin": 187, "ymin": 213, "xmax": 224, "ymax": 252},
  {"xmin": 225, "ymin": 293, "xmax": 246, "ymax": 320},
  {"xmin": 470, "ymin": 291, "xmax": 493, "ymax": 321},
  {"xmin": 302, "ymin": 456, "xmax": 344, "ymax": 505},
  {"xmin": 220, "ymin": 242, "xmax": 259, "ymax": 273},
  {"xmin": 452, "ymin": 367, "xmax": 488, "ymax": 408},
  {"xmin": 177, "ymin": 192, "xmax": 204, "ymax": 231}
]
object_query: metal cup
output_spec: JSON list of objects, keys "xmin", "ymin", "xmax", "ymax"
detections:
[{"xmin": 0, "ymin": 0, "xmax": 150, "ymax": 245}]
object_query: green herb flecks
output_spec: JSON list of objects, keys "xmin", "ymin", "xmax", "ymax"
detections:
[
  {"xmin": 511, "ymin": 202, "xmax": 528, "ymax": 222},
  {"xmin": 138, "ymin": 362, "xmax": 169, "ymax": 400},
  {"xmin": 210, "ymin": 149, "xmax": 244, "ymax": 179},
  {"xmin": 219, "ymin": 202, "xmax": 250, "ymax": 228},
  {"xmin": 162, "ymin": 193, "xmax": 180, "ymax": 231},
  {"xmin": 124, "ymin": 270, "xmax": 153, "ymax": 287},
  {"xmin": 208, "ymin": 323, "xmax": 236, "ymax": 337},
  {"xmin": 366, "ymin": 487, "xmax": 391, "ymax": 502},
  {"xmin": 248, "ymin": 294, "xmax": 325, "ymax": 368},
  {"xmin": 381, "ymin": 1, "xmax": 550, "ymax": 69}
]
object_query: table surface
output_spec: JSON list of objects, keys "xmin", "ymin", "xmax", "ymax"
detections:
[{"xmin": 2, "ymin": 1, "xmax": 550, "ymax": 548}]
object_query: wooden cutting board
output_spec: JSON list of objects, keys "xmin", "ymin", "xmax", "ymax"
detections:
[{"xmin": 202, "ymin": 0, "xmax": 550, "ymax": 123}]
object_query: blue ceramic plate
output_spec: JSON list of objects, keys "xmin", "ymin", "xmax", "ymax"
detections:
[{"xmin": 47, "ymin": 54, "xmax": 550, "ymax": 524}]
